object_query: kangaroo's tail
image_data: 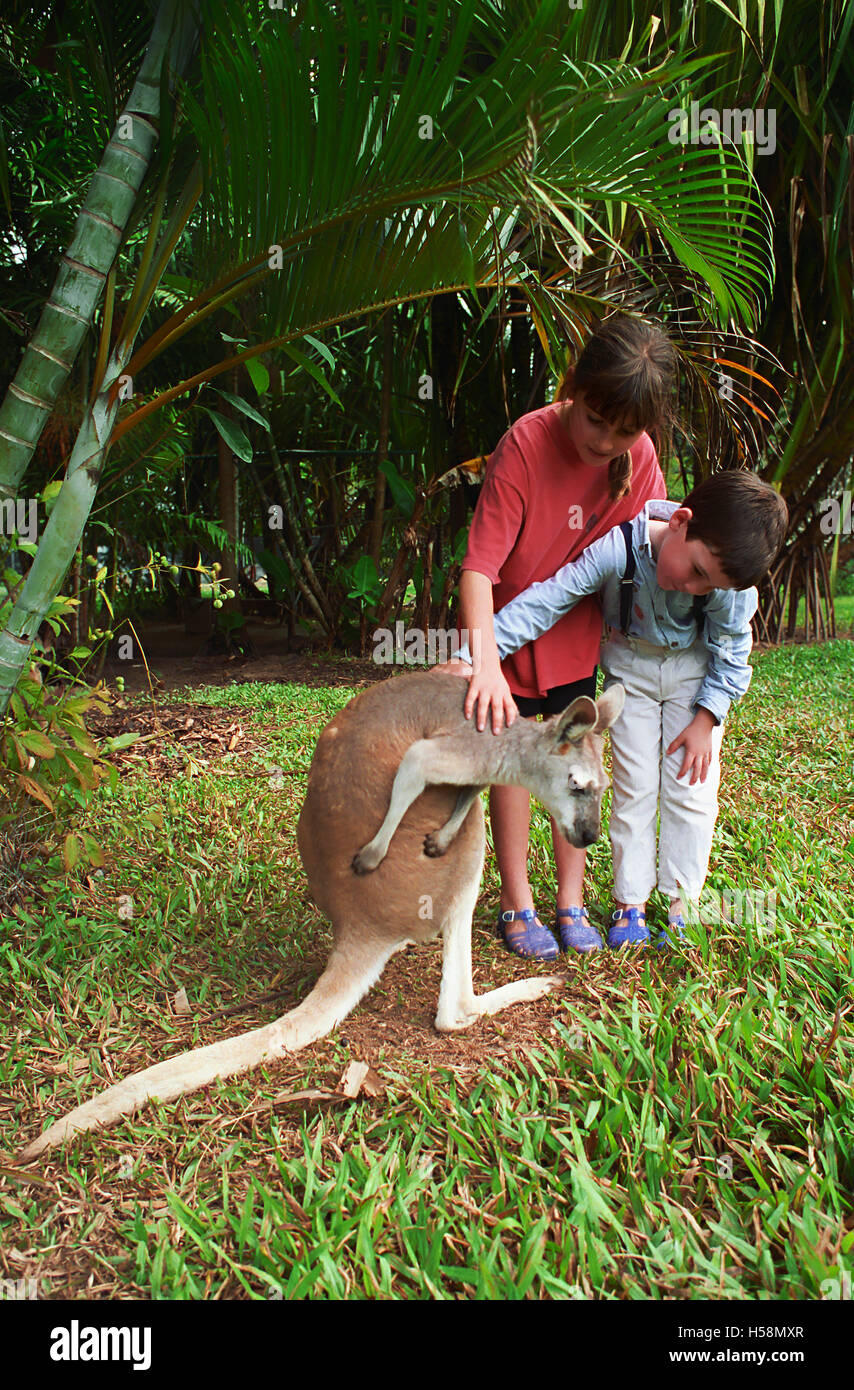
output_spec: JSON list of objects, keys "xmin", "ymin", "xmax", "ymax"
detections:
[{"xmin": 18, "ymin": 935, "xmax": 400, "ymax": 1162}]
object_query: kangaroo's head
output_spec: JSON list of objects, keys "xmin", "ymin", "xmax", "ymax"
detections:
[{"xmin": 531, "ymin": 684, "xmax": 625, "ymax": 849}]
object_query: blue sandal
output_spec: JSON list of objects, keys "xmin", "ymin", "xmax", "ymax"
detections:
[
  {"xmin": 655, "ymin": 914, "xmax": 687, "ymax": 950},
  {"xmin": 608, "ymin": 907, "xmax": 650, "ymax": 949},
  {"xmin": 556, "ymin": 907, "xmax": 603, "ymax": 954},
  {"xmin": 497, "ymin": 909, "xmax": 559, "ymax": 962}
]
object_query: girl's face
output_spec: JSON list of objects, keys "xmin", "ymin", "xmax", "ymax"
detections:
[{"xmin": 565, "ymin": 389, "xmax": 646, "ymax": 467}]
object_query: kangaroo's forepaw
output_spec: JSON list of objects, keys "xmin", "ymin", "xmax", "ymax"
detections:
[
  {"xmin": 423, "ymin": 831, "xmax": 448, "ymax": 858},
  {"xmin": 351, "ymin": 844, "xmax": 383, "ymax": 875}
]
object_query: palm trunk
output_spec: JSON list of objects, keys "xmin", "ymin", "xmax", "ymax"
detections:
[
  {"xmin": 268, "ymin": 443, "xmax": 334, "ymax": 626},
  {"xmin": 0, "ymin": 0, "xmax": 198, "ymax": 499},
  {"xmin": 245, "ymin": 460, "xmax": 331, "ymax": 634},
  {"xmin": 0, "ymin": 373, "xmax": 121, "ymax": 706},
  {"xmin": 0, "ymin": 2, "xmax": 199, "ymax": 711}
]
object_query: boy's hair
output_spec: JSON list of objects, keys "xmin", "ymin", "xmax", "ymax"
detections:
[
  {"xmin": 557, "ymin": 313, "xmax": 677, "ymax": 502},
  {"xmin": 682, "ymin": 471, "xmax": 788, "ymax": 587}
]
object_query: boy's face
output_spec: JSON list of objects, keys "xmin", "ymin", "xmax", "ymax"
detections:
[
  {"xmin": 565, "ymin": 387, "xmax": 645, "ymax": 466},
  {"xmin": 655, "ymin": 508, "xmax": 734, "ymax": 595}
]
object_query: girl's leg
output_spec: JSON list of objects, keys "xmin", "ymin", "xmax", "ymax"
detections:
[
  {"xmin": 490, "ymin": 783, "xmax": 535, "ymax": 912},
  {"xmin": 491, "ymin": 783, "xmax": 559, "ymax": 958},
  {"xmin": 552, "ymin": 833, "xmax": 586, "ymax": 910}
]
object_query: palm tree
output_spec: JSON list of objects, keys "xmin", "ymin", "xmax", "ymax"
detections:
[{"xmin": 0, "ymin": 0, "xmax": 774, "ymax": 711}]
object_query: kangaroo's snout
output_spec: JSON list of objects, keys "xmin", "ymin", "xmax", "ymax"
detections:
[
  {"xmin": 573, "ymin": 819, "xmax": 601, "ymax": 849},
  {"xmin": 554, "ymin": 794, "xmax": 604, "ymax": 850}
]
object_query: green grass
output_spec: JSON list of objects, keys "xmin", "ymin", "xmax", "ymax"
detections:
[
  {"xmin": 788, "ymin": 592, "xmax": 854, "ymax": 636},
  {"xmin": 1, "ymin": 642, "xmax": 852, "ymax": 1299}
]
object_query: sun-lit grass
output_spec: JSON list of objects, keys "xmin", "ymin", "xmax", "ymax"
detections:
[{"xmin": 1, "ymin": 641, "xmax": 852, "ymax": 1299}]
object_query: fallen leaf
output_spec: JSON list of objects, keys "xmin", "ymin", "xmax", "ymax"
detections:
[
  {"xmin": 361, "ymin": 1066, "xmax": 384, "ymax": 1098},
  {"xmin": 271, "ymin": 1087, "xmax": 338, "ymax": 1106},
  {"xmin": 338, "ymin": 1060, "xmax": 382, "ymax": 1099},
  {"xmin": 173, "ymin": 987, "xmax": 191, "ymax": 1016}
]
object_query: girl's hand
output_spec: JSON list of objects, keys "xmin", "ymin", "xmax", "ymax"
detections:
[
  {"xmin": 434, "ymin": 657, "xmax": 517, "ymax": 732},
  {"xmin": 464, "ymin": 662, "xmax": 518, "ymax": 733},
  {"xmin": 433, "ymin": 658, "xmax": 475, "ymax": 679},
  {"xmin": 666, "ymin": 709, "xmax": 716, "ymax": 784}
]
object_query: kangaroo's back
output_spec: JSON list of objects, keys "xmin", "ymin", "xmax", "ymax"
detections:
[{"xmin": 298, "ymin": 671, "xmax": 484, "ymax": 942}]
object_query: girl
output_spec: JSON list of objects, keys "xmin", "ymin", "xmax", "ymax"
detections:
[{"xmin": 451, "ymin": 314, "xmax": 676, "ymax": 960}]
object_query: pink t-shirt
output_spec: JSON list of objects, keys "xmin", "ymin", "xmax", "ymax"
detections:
[{"xmin": 461, "ymin": 402, "xmax": 667, "ymax": 697}]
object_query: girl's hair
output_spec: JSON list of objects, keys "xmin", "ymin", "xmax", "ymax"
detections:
[{"xmin": 556, "ymin": 314, "xmax": 677, "ymax": 500}]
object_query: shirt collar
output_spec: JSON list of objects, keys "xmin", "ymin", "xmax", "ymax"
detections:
[{"xmin": 638, "ymin": 498, "xmax": 679, "ymax": 555}]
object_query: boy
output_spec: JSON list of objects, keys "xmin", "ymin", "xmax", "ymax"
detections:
[{"xmin": 450, "ymin": 470, "xmax": 788, "ymax": 950}]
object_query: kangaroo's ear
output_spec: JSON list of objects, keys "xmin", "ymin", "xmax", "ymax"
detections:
[
  {"xmin": 551, "ymin": 695, "xmax": 597, "ymax": 749},
  {"xmin": 593, "ymin": 683, "xmax": 626, "ymax": 732}
]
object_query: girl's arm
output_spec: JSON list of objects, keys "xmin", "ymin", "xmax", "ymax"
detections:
[{"xmin": 456, "ymin": 570, "xmax": 519, "ymax": 734}]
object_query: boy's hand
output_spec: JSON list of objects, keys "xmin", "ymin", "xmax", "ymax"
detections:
[
  {"xmin": 667, "ymin": 709, "xmax": 716, "ymax": 784},
  {"xmin": 433, "ymin": 657, "xmax": 517, "ymax": 733}
]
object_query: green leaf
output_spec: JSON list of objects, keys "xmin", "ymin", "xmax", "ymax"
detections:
[
  {"xmin": 203, "ymin": 408, "xmax": 253, "ymax": 462},
  {"xmin": 281, "ymin": 344, "xmax": 342, "ymax": 408},
  {"xmin": 20, "ymin": 730, "xmax": 57, "ymax": 759},
  {"xmin": 41, "ymin": 480, "xmax": 63, "ymax": 516},
  {"xmin": 104, "ymin": 732, "xmax": 142, "ymax": 753},
  {"xmin": 345, "ymin": 555, "xmax": 381, "ymax": 604},
  {"xmin": 302, "ymin": 334, "xmax": 335, "ymax": 370},
  {"xmin": 245, "ymin": 357, "xmax": 270, "ymax": 396},
  {"xmin": 379, "ymin": 458, "xmax": 415, "ymax": 520},
  {"xmin": 213, "ymin": 389, "xmax": 268, "ymax": 429},
  {"xmin": 80, "ymin": 832, "xmax": 106, "ymax": 868}
]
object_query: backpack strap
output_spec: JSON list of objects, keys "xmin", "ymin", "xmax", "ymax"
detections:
[{"xmin": 618, "ymin": 521, "xmax": 636, "ymax": 636}]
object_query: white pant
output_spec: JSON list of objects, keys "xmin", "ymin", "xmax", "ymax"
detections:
[{"xmin": 599, "ymin": 633, "xmax": 725, "ymax": 904}]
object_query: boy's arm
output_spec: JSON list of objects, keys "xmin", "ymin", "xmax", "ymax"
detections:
[
  {"xmin": 693, "ymin": 588, "xmax": 758, "ymax": 724},
  {"xmin": 457, "ymin": 531, "xmax": 615, "ymax": 666}
]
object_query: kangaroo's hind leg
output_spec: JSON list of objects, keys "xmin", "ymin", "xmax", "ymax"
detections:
[{"xmin": 434, "ymin": 862, "xmax": 565, "ymax": 1033}]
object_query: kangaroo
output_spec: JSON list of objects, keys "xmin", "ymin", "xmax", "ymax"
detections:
[{"xmin": 18, "ymin": 670, "xmax": 624, "ymax": 1161}]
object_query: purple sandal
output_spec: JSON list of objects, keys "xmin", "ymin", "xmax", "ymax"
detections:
[
  {"xmin": 608, "ymin": 907, "xmax": 650, "ymax": 949},
  {"xmin": 556, "ymin": 907, "xmax": 603, "ymax": 954},
  {"xmin": 497, "ymin": 909, "xmax": 559, "ymax": 962},
  {"xmin": 655, "ymin": 914, "xmax": 688, "ymax": 950}
]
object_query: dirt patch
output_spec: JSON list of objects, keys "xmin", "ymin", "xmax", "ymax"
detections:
[{"xmin": 99, "ymin": 620, "xmax": 394, "ymax": 697}]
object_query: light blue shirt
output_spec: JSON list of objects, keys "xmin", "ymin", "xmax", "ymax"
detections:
[{"xmin": 458, "ymin": 500, "xmax": 757, "ymax": 725}]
